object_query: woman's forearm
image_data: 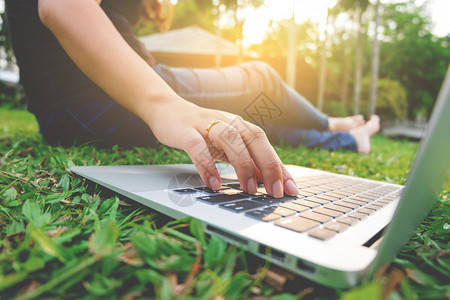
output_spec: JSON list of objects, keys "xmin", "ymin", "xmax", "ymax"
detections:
[{"xmin": 38, "ymin": 0, "xmax": 185, "ymax": 127}]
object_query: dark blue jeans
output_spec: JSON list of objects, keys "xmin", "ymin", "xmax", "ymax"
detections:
[{"xmin": 36, "ymin": 61, "xmax": 357, "ymax": 151}]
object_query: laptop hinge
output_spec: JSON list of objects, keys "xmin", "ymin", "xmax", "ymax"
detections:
[{"xmin": 363, "ymin": 226, "xmax": 386, "ymax": 249}]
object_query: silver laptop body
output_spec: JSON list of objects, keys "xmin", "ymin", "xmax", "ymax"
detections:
[{"xmin": 71, "ymin": 68, "xmax": 450, "ymax": 288}]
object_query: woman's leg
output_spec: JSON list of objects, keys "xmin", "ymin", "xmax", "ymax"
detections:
[
  {"xmin": 152, "ymin": 62, "xmax": 364, "ymax": 151},
  {"xmin": 272, "ymin": 127, "xmax": 358, "ymax": 152},
  {"xmin": 36, "ymin": 97, "xmax": 158, "ymax": 148},
  {"xmin": 152, "ymin": 61, "xmax": 330, "ymax": 131}
]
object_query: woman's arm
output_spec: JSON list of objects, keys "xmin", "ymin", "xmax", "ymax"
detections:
[
  {"xmin": 38, "ymin": 0, "xmax": 179, "ymax": 124},
  {"xmin": 38, "ymin": 0, "xmax": 299, "ymax": 198}
]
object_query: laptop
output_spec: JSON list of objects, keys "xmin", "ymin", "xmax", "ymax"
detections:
[{"xmin": 71, "ymin": 67, "xmax": 450, "ymax": 288}]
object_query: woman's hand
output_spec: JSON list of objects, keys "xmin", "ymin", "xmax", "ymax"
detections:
[{"xmin": 147, "ymin": 100, "xmax": 299, "ymax": 198}]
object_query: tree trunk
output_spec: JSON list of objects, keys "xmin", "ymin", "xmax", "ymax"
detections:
[
  {"xmin": 353, "ymin": 9, "xmax": 363, "ymax": 115},
  {"xmin": 340, "ymin": 38, "xmax": 351, "ymax": 107},
  {"xmin": 317, "ymin": 9, "xmax": 330, "ymax": 111},
  {"xmin": 369, "ymin": 0, "xmax": 380, "ymax": 115},
  {"xmin": 215, "ymin": 1, "xmax": 222, "ymax": 67},
  {"xmin": 286, "ymin": 0, "xmax": 297, "ymax": 87}
]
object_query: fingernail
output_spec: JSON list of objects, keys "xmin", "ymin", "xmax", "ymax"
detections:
[
  {"xmin": 284, "ymin": 179, "xmax": 299, "ymax": 196},
  {"xmin": 272, "ymin": 179, "xmax": 283, "ymax": 198},
  {"xmin": 209, "ymin": 176, "xmax": 220, "ymax": 190},
  {"xmin": 247, "ymin": 177, "xmax": 257, "ymax": 194}
]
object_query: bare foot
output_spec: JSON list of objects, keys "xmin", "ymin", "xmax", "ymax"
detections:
[
  {"xmin": 349, "ymin": 115, "xmax": 380, "ymax": 154},
  {"xmin": 328, "ymin": 115, "xmax": 365, "ymax": 131}
]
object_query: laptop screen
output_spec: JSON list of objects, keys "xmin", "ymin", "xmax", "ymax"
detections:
[{"xmin": 369, "ymin": 66, "xmax": 450, "ymax": 276}]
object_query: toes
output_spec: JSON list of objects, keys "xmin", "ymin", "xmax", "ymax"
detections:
[
  {"xmin": 370, "ymin": 115, "xmax": 380, "ymax": 123},
  {"xmin": 352, "ymin": 115, "xmax": 365, "ymax": 125}
]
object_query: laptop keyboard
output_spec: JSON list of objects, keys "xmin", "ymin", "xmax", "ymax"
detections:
[{"xmin": 172, "ymin": 174, "xmax": 403, "ymax": 241}]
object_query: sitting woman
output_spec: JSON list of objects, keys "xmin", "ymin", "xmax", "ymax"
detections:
[{"xmin": 5, "ymin": 0, "xmax": 379, "ymax": 197}]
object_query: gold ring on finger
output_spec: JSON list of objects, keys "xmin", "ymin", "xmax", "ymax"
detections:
[{"xmin": 205, "ymin": 120, "xmax": 223, "ymax": 141}]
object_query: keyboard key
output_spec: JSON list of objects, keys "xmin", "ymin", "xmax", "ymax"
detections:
[
  {"xmin": 345, "ymin": 188, "xmax": 362, "ymax": 193},
  {"xmin": 297, "ymin": 191, "xmax": 315, "ymax": 197},
  {"xmin": 306, "ymin": 197, "xmax": 331, "ymax": 205},
  {"xmin": 357, "ymin": 208, "xmax": 376, "ymax": 215},
  {"xmin": 296, "ymin": 183, "xmax": 311, "ymax": 189},
  {"xmin": 337, "ymin": 216, "xmax": 359, "ymax": 225},
  {"xmin": 245, "ymin": 209, "xmax": 281, "ymax": 222},
  {"xmin": 173, "ymin": 188, "xmax": 197, "ymax": 194},
  {"xmin": 313, "ymin": 186, "xmax": 333, "ymax": 192},
  {"xmin": 365, "ymin": 204, "xmax": 381, "ymax": 211},
  {"xmin": 341, "ymin": 199, "xmax": 364, "ymax": 206},
  {"xmin": 275, "ymin": 216, "xmax": 320, "ymax": 233},
  {"xmin": 334, "ymin": 201, "xmax": 359, "ymax": 209},
  {"xmin": 219, "ymin": 200, "xmax": 264, "ymax": 213},
  {"xmin": 325, "ymin": 222, "xmax": 349, "ymax": 232},
  {"xmin": 377, "ymin": 199, "xmax": 392, "ymax": 204},
  {"xmin": 324, "ymin": 204, "xmax": 352, "ymax": 213},
  {"xmin": 243, "ymin": 192, "xmax": 265, "ymax": 197},
  {"xmin": 250, "ymin": 196, "xmax": 283, "ymax": 206},
  {"xmin": 315, "ymin": 195, "xmax": 339, "ymax": 202},
  {"xmin": 279, "ymin": 202, "xmax": 309, "ymax": 212},
  {"xmin": 349, "ymin": 196, "xmax": 371, "ymax": 203},
  {"xmin": 331, "ymin": 190, "xmax": 353, "ymax": 197},
  {"xmin": 265, "ymin": 206, "xmax": 297, "ymax": 217},
  {"xmin": 257, "ymin": 187, "xmax": 268, "ymax": 194},
  {"xmin": 197, "ymin": 193, "xmax": 249, "ymax": 204},
  {"xmin": 308, "ymin": 228, "xmax": 336, "ymax": 240},
  {"xmin": 323, "ymin": 192, "xmax": 345, "ymax": 199},
  {"xmin": 267, "ymin": 195, "xmax": 298, "ymax": 202},
  {"xmin": 347, "ymin": 212, "xmax": 367, "ymax": 220},
  {"xmin": 217, "ymin": 185, "xmax": 232, "ymax": 190},
  {"xmin": 346, "ymin": 198, "xmax": 369, "ymax": 205},
  {"xmin": 293, "ymin": 199, "xmax": 321, "ymax": 208},
  {"xmin": 372, "ymin": 201, "xmax": 388, "ymax": 207},
  {"xmin": 350, "ymin": 186, "xmax": 370, "ymax": 193},
  {"xmin": 194, "ymin": 186, "xmax": 220, "ymax": 194},
  {"xmin": 218, "ymin": 188, "xmax": 243, "ymax": 195},
  {"xmin": 313, "ymin": 207, "xmax": 343, "ymax": 218},
  {"xmin": 224, "ymin": 183, "xmax": 242, "ymax": 189},
  {"xmin": 359, "ymin": 194, "xmax": 379, "ymax": 200},
  {"xmin": 299, "ymin": 211, "xmax": 333, "ymax": 223},
  {"xmin": 302, "ymin": 188, "xmax": 322, "ymax": 194},
  {"xmin": 365, "ymin": 191, "xmax": 385, "ymax": 196}
]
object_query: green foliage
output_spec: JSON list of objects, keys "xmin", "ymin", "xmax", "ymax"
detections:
[
  {"xmin": 323, "ymin": 100, "xmax": 350, "ymax": 117},
  {"xmin": 361, "ymin": 77, "xmax": 407, "ymax": 120},
  {"xmin": 340, "ymin": 281, "xmax": 383, "ymax": 300},
  {"xmin": 0, "ymin": 83, "xmax": 27, "ymax": 109},
  {"xmin": 335, "ymin": 0, "xmax": 370, "ymax": 13},
  {"xmin": 252, "ymin": 0, "xmax": 448, "ymax": 120},
  {"xmin": 134, "ymin": 0, "xmax": 216, "ymax": 37},
  {"xmin": 251, "ymin": 19, "xmax": 318, "ymax": 62},
  {"xmin": 134, "ymin": 0, "xmax": 264, "ymax": 41},
  {"xmin": 379, "ymin": 1, "xmax": 450, "ymax": 118},
  {"xmin": 0, "ymin": 12, "xmax": 14, "ymax": 62}
]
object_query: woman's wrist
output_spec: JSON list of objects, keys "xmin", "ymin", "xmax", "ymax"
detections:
[{"xmin": 141, "ymin": 93, "xmax": 198, "ymax": 144}]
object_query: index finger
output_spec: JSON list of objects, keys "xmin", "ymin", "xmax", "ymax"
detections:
[
  {"xmin": 181, "ymin": 129, "xmax": 222, "ymax": 190},
  {"xmin": 232, "ymin": 119, "xmax": 298, "ymax": 198}
]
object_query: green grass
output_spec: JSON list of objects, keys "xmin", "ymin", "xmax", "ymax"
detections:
[{"xmin": 0, "ymin": 108, "xmax": 448, "ymax": 299}]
